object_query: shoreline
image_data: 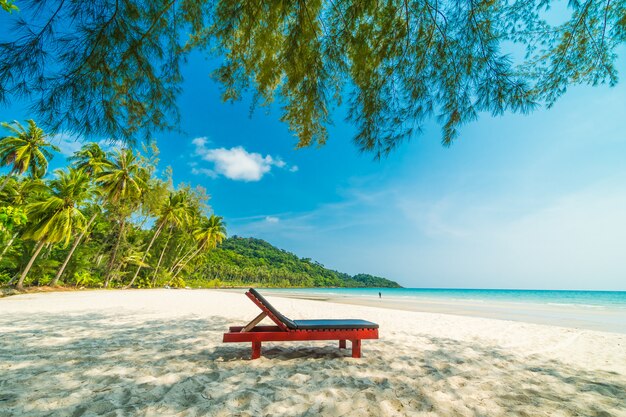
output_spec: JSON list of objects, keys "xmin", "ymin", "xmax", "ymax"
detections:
[
  {"xmin": 250, "ymin": 289, "xmax": 626, "ymax": 334},
  {"xmin": 6, "ymin": 285, "xmax": 625, "ymax": 334}
]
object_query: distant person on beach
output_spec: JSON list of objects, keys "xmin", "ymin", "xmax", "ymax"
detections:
[{"xmin": 379, "ymin": 292, "xmax": 381, "ymax": 299}]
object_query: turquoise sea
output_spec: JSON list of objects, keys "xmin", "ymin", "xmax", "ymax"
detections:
[
  {"xmin": 261, "ymin": 288, "xmax": 626, "ymax": 308},
  {"xmin": 259, "ymin": 288, "xmax": 626, "ymax": 333}
]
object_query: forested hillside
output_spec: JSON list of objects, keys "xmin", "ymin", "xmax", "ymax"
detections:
[{"xmin": 187, "ymin": 237, "xmax": 401, "ymax": 288}]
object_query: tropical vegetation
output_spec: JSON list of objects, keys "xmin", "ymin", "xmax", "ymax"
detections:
[
  {"xmin": 191, "ymin": 236, "xmax": 401, "ymax": 288},
  {"xmin": 1, "ymin": 1, "xmax": 624, "ymax": 157},
  {"xmin": 0, "ymin": 120, "xmax": 59, "ymax": 192},
  {"xmin": 0, "ymin": 120, "xmax": 226, "ymax": 290},
  {"xmin": 0, "ymin": 120, "xmax": 400, "ymax": 291}
]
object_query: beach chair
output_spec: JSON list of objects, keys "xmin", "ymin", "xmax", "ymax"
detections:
[{"xmin": 222, "ymin": 288, "xmax": 379, "ymax": 359}]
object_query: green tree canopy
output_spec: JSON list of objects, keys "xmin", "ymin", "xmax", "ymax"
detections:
[
  {"xmin": 97, "ymin": 148, "xmax": 148, "ymax": 208},
  {"xmin": 22, "ymin": 168, "xmax": 91, "ymax": 246},
  {"xmin": 0, "ymin": 205, "xmax": 27, "ymax": 233},
  {"xmin": 0, "ymin": 120, "xmax": 59, "ymax": 185},
  {"xmin": 0, "ymin": 1, "xmax": 624, "ymax": 156},
  {"xmin": 68, "ymin": 142, "xmax": 108, "ymax": 177}
]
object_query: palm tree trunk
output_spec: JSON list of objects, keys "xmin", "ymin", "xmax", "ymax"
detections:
[
  {"xmin": 126, "ymin": 222, "xmax": 164, "ymax": 288},
  {"xmin": 16, "ymin": 240, "xmax": 46, "ymax": 290},
  {"xmin": 0, "ymin": 174, "xmax": 13, "ymax": 193},
  {"xmin": 168, "ymin": 242, "xmax": 186, "ymax": 272},
  {"xmin": 169, "ymin": 245, "xmax": 196, "ymax": 274},
  {"xmin": 104, "ymin": 217, "xmax": 126, "ymax": 288},
  {"xmin": 151, "ymin": 227, "xmax": 173, "ymax": 287},
  {"xmin": 44, "ymin": 242, "xmax": 53, "ymax": 258},
  {"xmin": 51, "ymin": 212, "xmax": 98, "ymax": 287},
  {"xmin": 7, "ymin": 273, "xmax": 18, "ymax": 286},
  {"xmin": 171, "ymin": 248, "xmax": 199, "ymax": 279},
  {"xmin": 171, "ymin": 241, "xmax": 206, "ymax": 281},
  {"xmin": 0, "ymin": 231, "xmax": 19, "ymax": 262}
]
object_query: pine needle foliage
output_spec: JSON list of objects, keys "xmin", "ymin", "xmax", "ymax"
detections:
[{"xmin": 0, "ymin": 1, "xmax": 624, "ymax": 156}]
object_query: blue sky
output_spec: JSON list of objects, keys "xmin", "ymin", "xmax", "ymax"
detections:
[{"xmin": 2, "ymin": 37, "xmax": 626, "ymax": 290}]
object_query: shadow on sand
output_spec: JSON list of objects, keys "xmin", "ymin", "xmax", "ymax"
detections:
[{"xmin": 1, "ymin": 312, "xmax": 624, "ymax": 416}]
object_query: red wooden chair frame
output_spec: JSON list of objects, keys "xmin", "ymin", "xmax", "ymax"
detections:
[{"xmin": 222, "ymin": 290, "xmax": 379, "ymax": 359}]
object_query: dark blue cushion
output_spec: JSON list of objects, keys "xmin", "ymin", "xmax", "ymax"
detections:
[{"xmin": 294, "ymin": 319, "xmax": 379, "ymax": 330}]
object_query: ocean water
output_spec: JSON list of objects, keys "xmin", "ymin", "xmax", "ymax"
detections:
[
  {"xmin": 261, "ymin": 287, "xmax": 626, "ymax": 309},
  {"xmin": 259, "ymin": 287, "xmax": 626, "ymax": 333}
]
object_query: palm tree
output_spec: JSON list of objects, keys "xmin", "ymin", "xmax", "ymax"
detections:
[
  {"xmin": 170, "ymin": 215, "xmax": 226, "ymax": 281},
  {"xmin": 126, "ymin": 190, "xmax": 194, "ymax": 288},
  {"xmin": 15, "ymin": 169, "xmax": 89, "ymax": 289},
  {"xmin": 96, "ymin": 148, "xmax": 148, "ymax": 287},
  {"xmin": 0, "ymin": 177, "xmax": 49, "ymax": 263},
  {"xmin": 1, "ymin": 176, "xmax": 49, "ymax": 206},
  {"xmin": 50, "ymin": 143, "xmax": 110, "ymax": 286},
  {"xmin": 97, "ymin": 148, "xmax": 147, "ymax": 203},
  {"xmin": 0, "ymin": 205, "xmax": 27, "ymax": 262},
  {"xmin": 0, "ymin": 120, "xmax": 59, "ymax": 192},
  {"xmin": 148, "ymin": 191, "xmax": 198, "ymax": 287},
  {"xmin": 49, "ymin": 170, "xmax": 96, "ymax": 286},
  {"xmin": 68, "ymin": 142, "xmax": 108, "ymax": 177}
]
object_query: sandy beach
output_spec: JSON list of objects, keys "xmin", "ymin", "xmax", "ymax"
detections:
[{"xmin": 1, "ymin": 289, "xmax": 625, "ymax": 416}]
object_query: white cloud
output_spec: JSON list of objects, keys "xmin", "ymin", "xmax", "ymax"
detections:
[
  {"xmin": 265, "ymin": 216, "xmax": 280, "ymax": 223},
  {"xmin": 289, "ymin": 165, "xmax": 299, "ymax": 172},
  {"xmin": 191, "ymin": 137, "xmax": 297, "ymax": 181},
  {"xmin": 191, "ymin": 167, "xmax": 217, "ymax": 178},
  {"xmin": 97, "ymin": 139, "xmax": 125, "ymax": 152},
  {"xmin": 51, "ymin": 133, "xmax": 83, "ymax": 156},
  {"xmin": 192, "ymin": 137, "xmax": 209, "ymax": 147},
  {"xmin": 201, "ymin": 146, "xmax": 275, "ymax": 181}
]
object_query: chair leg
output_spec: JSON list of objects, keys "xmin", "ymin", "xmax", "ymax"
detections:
[
  {"xmin": 251, "ymin": 341, "xmax": 262, "ymax": 359},
  {"xmin": 351, "ymin": 339, "xmax": 361, "ymax": 358},
  {"xmin": 339, "ymin": 340, "xmax": 346, "ymax": 349}
]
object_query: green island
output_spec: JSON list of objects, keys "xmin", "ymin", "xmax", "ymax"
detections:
[{"xmin": 192, "ymin": 236, "xmax": 401, "ymax": 288}]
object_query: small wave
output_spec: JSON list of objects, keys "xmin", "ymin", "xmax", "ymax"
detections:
[{"xmin": 546, "ymin": 302, "xmax": 606, "ymax": 309}]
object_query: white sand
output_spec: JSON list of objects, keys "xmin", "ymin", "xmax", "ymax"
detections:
[{"xmin": 1, "ymin": 289, "xmax": 625, "ymax": 416}]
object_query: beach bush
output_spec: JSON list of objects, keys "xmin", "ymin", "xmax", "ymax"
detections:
[
  {"xmin": 36, "ymin": 274, "xmax": 52, "ymax": 286},
  {"xmin": 206, "ymin": 278, "xmax": 222, "ymax": 288},
  {"xmin": 169, "ymin": 276, "xmax": 186, "ymax": 289},
  {"xmin": 134, "ymin": 276, "xmax": 152, "ymax": 289},
  {"xmin": 73, "ymin": 271, "xmax": 102, "ymax": 288}
]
